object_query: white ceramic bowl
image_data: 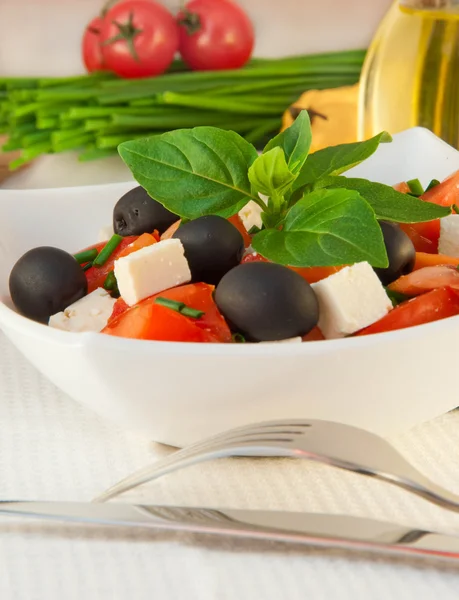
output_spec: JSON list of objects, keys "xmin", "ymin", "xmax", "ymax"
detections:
[{"xmin": 1, "ymin": 127, "xmax": 459, "ymax": 445}]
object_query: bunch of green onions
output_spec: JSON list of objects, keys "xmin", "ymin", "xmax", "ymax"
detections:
[{"xmin": 0, "ymin": 50, "xmax": 365, "ymax": 169}]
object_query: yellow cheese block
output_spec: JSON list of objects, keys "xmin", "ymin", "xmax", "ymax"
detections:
[{"xmin": 282, "ymin": 84, "xmax": 359, "ymax": 152}]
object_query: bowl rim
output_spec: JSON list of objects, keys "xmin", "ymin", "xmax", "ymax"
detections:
[{"xmin": 1, "ymin": 296, "xmax": 457, "ymax": 357}]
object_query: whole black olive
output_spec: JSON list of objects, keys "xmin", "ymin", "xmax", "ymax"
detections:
[
  {"xmin": 113, "ymin": 186, "xmax": 178, "ymax": 236},
  {"xmin": 172, "ymin": 215, "xmax": 244, "ymax": 285},
  {"xmin": 9, "ymin": 246, "xmax": 88, "ymax": 324},
  {"xmin": 215, "ymin": 262, "xmax": 319, "ymax": 342},
  {"xmin": 374, "ymin": 221, "xmax": 416, "ymax": 285}
]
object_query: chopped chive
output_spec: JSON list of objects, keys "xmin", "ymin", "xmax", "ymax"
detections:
[
  {"xmin": 93, "ymin": 234, "xmax": 123, "ymax": 266},
  {"xmin": 248, "ymin": 225, "xmax": 261, "ymax": 235},
  {"xmin": 82, "ymin": 262, "xmax": 93, "ymax": 272},
  {"xmin": 232, "ymin": 332, "xmax": 246, "ymax": 343},
  {"xmin": 426, "ymin": 179, "xmax": 440, "ymax": 192},
  {"xmin": 453, "ymin": 204, "xmax": 459, "ymax": 215},
  {"xmin": 407, "ymin": 178, "xmax": 424, "ymax": 196},
  {"xmin": 180, "ymin": 306, "xmax": 205, "ymax": 318},
  {"xmin": 74, "ymin": 248, "xmax": 99, "ymax": 264},
  {"xmin": 103, "ymin": 271, "xmax": 117, "ymax": 291},
  {"xmin": 154, "ymin": 296, "xmax": 204, "ymax": 318}
]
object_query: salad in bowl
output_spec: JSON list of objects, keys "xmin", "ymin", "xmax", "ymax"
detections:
[
  {"xmin": 2, "ymin": 118, "xmax": 459, "ymax": 444},
  {"xmin": 6, "ymin": 113, "xmax": 458, "ymax": 344}
]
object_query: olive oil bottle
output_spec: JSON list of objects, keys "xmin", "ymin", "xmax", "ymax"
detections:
[{"xmin": 358, "ymin": 0, "xmax": 459, "ymax": 147}]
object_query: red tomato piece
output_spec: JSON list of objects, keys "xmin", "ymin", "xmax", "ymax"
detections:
[
  {"xmin": 118, "ymin": 232, "xmax": 157, "ymax": 258},
  {"xmin": 241, "ymin": 253, "xmax": 269, "ymax": 265},
  {"xmin": 422, "ymin": 170, "xmax": 459, "ymax": 206},
  {"xmin": 82, "ymin": 17, "xmax": 106, "ymax": 73},
  {"xmin": 396, "ymin": 172, "xmax": 459, "ymax": 253},
  {"xmin": 356, "ymin": 287, "xmax": 459, "ymax": 336},
  {"xmin": 161, "ymin": 220, "xmax": 181, "ymax": 241},
  {"xmin": 388, "ymin": 265, "xmax": 459, "ymax": 296},
  {"xmin": 302, "ymin": 327, "xmax": 325, "ymax": 342},
  {"xmin": 103, "ymin": 283, "xmax": 232, "ymax": 343},
  {"xmin": 84, "ymin": 236, "xmax": 137, "ymax": 293},
  {"xmin": 177, "ymin": 0, "xmax": 254, "ymax": 71},
  {"xmin": 227, "ymin": 214, "xmax": 251, "ymax": 248},
  {"xmin": 100, "ymin": 0, "xmax": 179, "ymax": 78},
  {"xmin": 399, "ymin": 221, "xmax": 440, "ymax": 254},
  {"xmin": 108, "ymin": 298, "xmax": 130, "ymax": 323}
]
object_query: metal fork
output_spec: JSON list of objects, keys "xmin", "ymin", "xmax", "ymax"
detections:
[{"xmin": 94, "ymin": 419, "xmax": 459, "ymax": 511}]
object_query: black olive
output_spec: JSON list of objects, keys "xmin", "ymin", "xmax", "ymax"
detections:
[
  {"xmin": 215, "ymin": 262, "xmax": 319, "ymax": 342},
  {"xmin": 172, "ymin": 215, "xmax": 244, "ymax": 285},
  {"xmin": 9, "ymin": 247, "xmax": 88, "ymax": 324},
  {"xmin": 113, "ymin": 186, "xmax": 178, "ymax": 236},
  {"xmin": 374, "ymin": 221, "xmax": 416, "ymax": 285}
]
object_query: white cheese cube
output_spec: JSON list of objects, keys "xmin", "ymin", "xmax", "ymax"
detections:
[
  {"xmin": 114, "ymin": 238, "xmax": 191, "ymax": 306},
  {"xmin": 49, "ymin": 288, "xmax": 116, "ymax": 333},
  {"xmin": 238, "ymin": 200, "xmax": 263, "ymax": 232},
  {"xmin": 439, "ymin": 214, "xmax": 459, "ymax": 256},
  {"xmin": 98, "ymin": 224, "xmax": 114, "ymax": 242},
  {"xmin": 312, "ymin": 262, "xmax": 392, "ymax": 339}
]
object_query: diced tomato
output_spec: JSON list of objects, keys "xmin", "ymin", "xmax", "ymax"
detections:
[
  {"xmin": 241, "ymin": 252, "xmax": 269, "ymax": 264},
  {"xmin": 356, "ymin": 287, "xmax": 459, "ymax": 336},
  {"xmin": 227, "ymin": 214, "xmax": 251, "ymax": 248},
  {"xmin": 84, "ymin": 236, "xmax": 137, "ymax": 293},
  {"xmin": 422, "ymin": 170, "xmax": 459, "ymax": 206},
  {"xmin": 118, "ymin": 232, "xmax": 157, "ymax": 258},
  {"xmin": 389, "ymin": 265, "xmax": 459, "ymax": 296},
  {"xmin": 399, "ymin": 221, "xmax": 439, "ymax": 254},
  {"xmin": 102, "ymin": 283, "xmax": 232, "ymax": 343},
  {"xmin": 108, "ymin": 297, "xmax": 129, "ymax": 323},
  {"xmin": 241, "ymin": 252, "xmax": 344, "ymax": 284},
  {"xmin": 302, "ymin": 327, "xmax": 325, "ymax": 342},
  {"xmin": 414, "ymin": 252, "xmax": 459, "ymax": 270},
  {"xmin": 396, "ymin": 172, "xmax": 459, "ymax": 253},
  {"xmin": 161, "ymin": 220, "xmax": 181, "ymax": 240},
  {"xmin": 394, "ymin": 182, "xmax": 411, "ymax": 194}
]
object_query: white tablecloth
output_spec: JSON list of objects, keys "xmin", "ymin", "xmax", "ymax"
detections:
[{"xmin": 2, "ymin": 329, "xmax": 459, "ymax": 600}]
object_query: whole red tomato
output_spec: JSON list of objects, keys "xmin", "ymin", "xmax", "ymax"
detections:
[
  {"xmin": 177, "ymin": 0, "xmax": 254, "ymax": 71},
  {"xmin": 100, "ymin": 0, "xmax": 179, "ymax": 78},
  {"xmin": 82, "ymin": 17, "xmax": 106, "ymax": 73}
]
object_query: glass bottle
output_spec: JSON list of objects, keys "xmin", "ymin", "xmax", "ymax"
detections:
[{"xmin": 358, "ymin": 0, "xmax": 459, "ymax": 147}]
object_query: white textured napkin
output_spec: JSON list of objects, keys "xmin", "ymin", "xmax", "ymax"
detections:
[{"xmin": 2, "ymin": 329, "xmax": 459, "ymax": 600}]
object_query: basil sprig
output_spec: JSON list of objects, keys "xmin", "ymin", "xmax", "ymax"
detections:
[{"xmin": 118, "ymin": 112, "xmax": 451, "ymax": 268}]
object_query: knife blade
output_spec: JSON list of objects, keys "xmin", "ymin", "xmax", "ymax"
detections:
[{"xmin": 1, "ymin": 500, "xmax": 458, "ymax": 561}]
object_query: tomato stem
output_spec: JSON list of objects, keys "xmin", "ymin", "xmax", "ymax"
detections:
[
  {"xmin": 177, "ymin": 8, "xmax": 202, "ymax": 35},
  {"xmin": 102, "ymin": 12, "xmax": 143, "ymax": 63}
]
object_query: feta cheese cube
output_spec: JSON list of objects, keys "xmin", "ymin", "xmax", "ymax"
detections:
[
  {"xmin": 238, "ymin": 200, "xmax": 263, "ymax": 232},
  {"xmin": 49, "ymin": 288, "xmax": 116, "ymax": 333},
  {"xmin": 312, "ymin": 262, "xmax": 392, "ymax": 339},
  {"xmin": 98, "ymin": 224, "xmax": 114, "ymax": 242},
  {"xmin": 114, "ymin": 238, "xmax": 191, "ymax": 306},
  {"xmin": 439, "ymin": 214, "xmax": 459, "ymax": 256}
]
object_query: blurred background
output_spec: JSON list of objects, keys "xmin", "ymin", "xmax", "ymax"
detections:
[{"xmin": 4, "ymin": 0, "xmax": 449, "ymax": 189}]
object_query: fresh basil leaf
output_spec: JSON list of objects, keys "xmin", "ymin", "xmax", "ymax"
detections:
[
  {"xmin": 263, "ymin": 110, "xmax": 312, "ymax": 175},
  {"xmin": 248, "ymin": 147, "xmax": 296, "ymax": 197},
  {"xmin": 251, "ymin": 188, "xmax": 388, "ymax": 268},
  {"xmin": 319, "ymin": 176, "xmax": 452, "ymax": 222},
  {"xmin": 118, "ymin": 127, "xmax": 259, "ymax": 219},
  {"xmin": 292, "ymin": 131, "xmax": 392, "ymax": 193}
]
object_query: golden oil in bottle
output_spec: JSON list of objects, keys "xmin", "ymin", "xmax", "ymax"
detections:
[{"xmin": 358, "ymin": 0, "xmax": 459, "ymax": 147}]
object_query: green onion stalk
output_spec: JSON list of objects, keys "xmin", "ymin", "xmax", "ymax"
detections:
[{"xmin": 0, "ymin": 50, "xmax": 365, "ymax": 169}]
